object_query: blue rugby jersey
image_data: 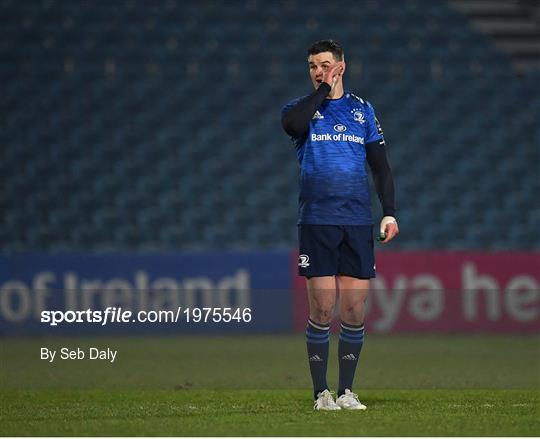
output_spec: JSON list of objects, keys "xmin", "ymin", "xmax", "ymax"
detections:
[{"xmin": 282, "ymin": 92, "xmax": 385, "ymax": 225}]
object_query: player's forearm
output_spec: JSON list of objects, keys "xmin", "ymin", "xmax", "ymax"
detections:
[
  {"xmin": 375, "ymin": 170, "xmax": 396, "ymax": 217},
  {"xmin": 281, "ymin": 83, "xmax": 331, "ymax": 137},
  {"xmin": 366, "ymin": 142, "xmax": 396, "ymax": 217}
]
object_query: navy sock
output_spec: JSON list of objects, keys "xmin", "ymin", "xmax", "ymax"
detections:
[
  {"xmin": 306, "ymin": 318, "xmax": 330, "ymax": 400},
  {"xmin": 338, "ymin": 321, "xmax": 365, "ymax": 397}
]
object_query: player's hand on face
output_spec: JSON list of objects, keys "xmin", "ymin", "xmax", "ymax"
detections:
[
  {"xmin": 380, "ymin": 216, "xmax": 399, "ymax": 244},
  {"xmin": 323, "ymin": 62, "xmax": 344, "ymax": 90}
]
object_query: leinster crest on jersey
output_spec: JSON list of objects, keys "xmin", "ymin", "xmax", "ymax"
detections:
[{"xmin": 351, "ymin": 108, "xmax": 365, "ymax": 124}]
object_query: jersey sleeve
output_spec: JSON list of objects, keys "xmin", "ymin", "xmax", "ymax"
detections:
[
  {"xmin": 281, "ymin": 98, "xmax": 302, "ymax": 145},
  {"xmin": 281, "ymin": 96, "xmax": 312, "ymax": 147},
  {"xmin": 281, "ymin": 98, "xmax": 301, "ymax": 117},
  {"xmin": 365, "ymin": 101, "xmax": 385, "ymax": 145},
  {"xmin": 281, "ymin": 83, "xmax": 331, "ymax": 141}
]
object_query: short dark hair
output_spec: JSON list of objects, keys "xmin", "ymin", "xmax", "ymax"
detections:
[{"xmin": 307, "ymin": 39, "xmax": 344, "ymax": 61}]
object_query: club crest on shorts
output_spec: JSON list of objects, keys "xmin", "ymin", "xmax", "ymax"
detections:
[{"xmin": 298, "ymin": 254, "xmax": 310, "ymax": 268}]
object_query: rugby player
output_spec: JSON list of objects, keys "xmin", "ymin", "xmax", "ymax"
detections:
[{"xmin": 281, "ymin": 40, "xmax": 399, "ymax": 411}]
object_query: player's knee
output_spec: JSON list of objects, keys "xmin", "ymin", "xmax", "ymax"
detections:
[
  {"xmin": 341, "ymin": 303, "xmax": 365, "ymax": 324},
  {"xmin": 310, "ymin": 306, "xmax": 333, "ymax": 324}
]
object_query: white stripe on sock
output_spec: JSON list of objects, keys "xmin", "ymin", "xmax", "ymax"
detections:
[
  {"xmin": 308, "ymin": 320, "xmax": 330, "ymax": 331},
  {"xmin": 341, "ymin": 323, "xmax": 365, "ymax": 332}
]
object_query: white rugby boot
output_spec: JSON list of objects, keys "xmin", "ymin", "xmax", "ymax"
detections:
[
  {"xmin": 313, "ymin": 389, "xmax": 341, "ymax": 411},
  {"xmin": 336, "ymin": 389, "xmax": 367, "ymax": 410}
]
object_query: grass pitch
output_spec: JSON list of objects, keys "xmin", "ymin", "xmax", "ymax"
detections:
[{"xmin": 1, "ymin": 335, "xmax": 539, "ymax": 436}]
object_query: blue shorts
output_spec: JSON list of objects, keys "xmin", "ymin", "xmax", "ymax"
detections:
[{"xmin": 298, "ymin": 225, "xmax": 376, "ymax": 279}]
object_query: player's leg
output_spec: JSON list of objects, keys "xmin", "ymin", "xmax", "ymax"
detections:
[
  {"xmin": 306, "ymin": 276, "xmax": 338, "ymax": 407},
  {"xmin": 338, "ymin": 276, "xmax": 369, "ymax": 324},
  {"xmin": 337, "ymin": 276, "xmax": 369, "ymax": 394},
  {"xmin": 298, "ymin": 225, "xmax": 342, "ymax": 409},
  {"xmin": 334, "ymin": 225, "xmax": 375, "ymax": 409},
  {"xmin": 334, "ymin": 276, "xmax": 369, "ymax": 410},
  {"xmin": 307, "ymin": 275, "xmax": 338, "ymax": 323}
]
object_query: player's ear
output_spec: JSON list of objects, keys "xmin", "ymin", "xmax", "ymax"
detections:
[{"xmin": 340, "ymin": 61, "xmax": 346, "ymax": 76}]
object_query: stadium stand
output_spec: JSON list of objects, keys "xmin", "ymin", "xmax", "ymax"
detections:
[{"xmin": 1, "ymin": 0, "xmax": 539, "ymax": 251}]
